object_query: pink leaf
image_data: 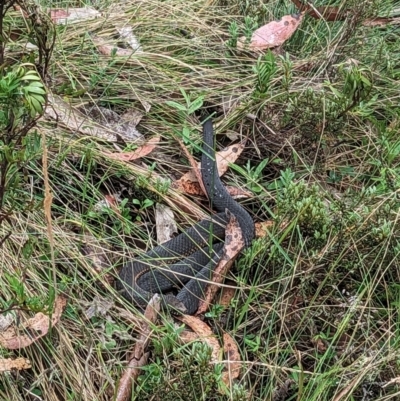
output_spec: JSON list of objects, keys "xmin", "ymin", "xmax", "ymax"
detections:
[{"xmin": 250, "ymin": 14, "xmax": 304, "ymax": 50}]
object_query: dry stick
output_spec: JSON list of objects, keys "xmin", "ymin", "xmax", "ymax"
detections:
[
  {"xmin": 42, "ymin": 132, "xmax": 57, "ymax": 303},
  {"xmin": 196, "ymin": 212, "xmax": 245, "ymax": 315},
  {"xmin": 115, "ymin": 295, "xmax": 161, "ymax": 401},
  {"xmin": 291, "ymin": 0, "xmax": 348, "ymax": 21}
]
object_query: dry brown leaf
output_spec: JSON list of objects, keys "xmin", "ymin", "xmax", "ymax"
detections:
[
  {"xmin": 217, "ymin": 281, "xmax": 236, "ymax": 309},
  {"xmin": 116, "ymin": 295, "xmax": 161, "ymax": 401},
  {"xmin": 46, "ymin": 94, "xmax": 126, "ymax": 142},
  {"xmin": 0, "ymin": 296, "xmax": 67, "ymax": 350},
  {"xmin": 50, "ymin": 7, "xmax": 101, "ymax": 24},
  {"xmin": 91, "ymin": 24, "xmax": 142, "ymax": 56},
  {"xmin": 177, "ymin": 315, "xmax": 221, "ymax": 362},
  {"xmin": 103, "ymin": 194, "xmax": 123, "ymax": 217},
  {"xmin": 155, "ymin": 203, "xmax": 178, "ymax": 244},
  {"xmin": 104, "ymin": 137, "xmax": 160, "ymax": 161},
  {"xmin": 179, "ymin": 330, "xmax": 200, "ymax": 343},
  {"xmin": 85, "ymin": 297, "xmax": 114, "ymax": 319},
  {"xmin": 42, "ymin": 130, "xmax": 56, "ymax": 281},
  {"xmin": 91, "ymin": 35, "xmax": 135, "ymax": 57},
  {"xmin": 249, "ymin": 14, "xmax": 304, "ymax": 50},
  {"xmin": 173, "ymin": 135, "xmax": 207, "ymax": 196},
  {"xmin": 0, "ymin": 313, "xmax": 14, "ymax": 331},
  {"xmin": 221, "ymin": 332, "xmax": 241, "ymax": 386},
  {"xmin": 173, "ymin": 141, "xmax": 246, "ymax": 196},
  {"xmin": 116, "ymin": 26, "xmax": 143, "ymax": 53},
  {"xmin": 196, "ymin": 212, "xmax": 245, "ymax": 315},
  {"xmin": 312, "ymin": 337, "xmax": 327, "ymax": 354},
  {"xmin": 255, "ymin": 220, "xmax": 274, "ymax": 238},
  {"xmin": 172, "ymin": 179, "xmax": 204, "ymax": 196},
  {"xmin": 0, "ymin": 357, "xmax": 31, "ymax": 372}
]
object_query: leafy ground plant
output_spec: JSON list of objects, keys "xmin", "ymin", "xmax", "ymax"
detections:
[{"xmin": 2, "ymin": 0, "xmax": 400, "ymax": 400}]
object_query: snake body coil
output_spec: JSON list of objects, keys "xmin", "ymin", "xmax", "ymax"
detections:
[{"xmin": 117, "ymin": 118, "xmax": 254, "ymax": 314}]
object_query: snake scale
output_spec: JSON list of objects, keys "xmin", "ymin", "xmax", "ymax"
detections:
[{"xmin": 116, "ymin": 117, "xmax": 255, "ymax": 314}]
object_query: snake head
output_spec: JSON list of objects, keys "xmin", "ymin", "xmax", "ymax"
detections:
[{"xmin": 162, "ymin": 294, "xmax": 188, "ymax": 315}]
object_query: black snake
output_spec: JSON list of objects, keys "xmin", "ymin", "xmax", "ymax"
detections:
[{"xmin": 116, "ymin": 117, "xmax": 254, "ymax": 314}]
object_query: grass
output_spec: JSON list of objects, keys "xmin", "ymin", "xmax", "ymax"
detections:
[{"xmin": 2, "ymin": 0, "xmax": 400, "ymax": 400}]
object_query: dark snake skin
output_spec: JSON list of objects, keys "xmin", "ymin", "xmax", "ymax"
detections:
[{"xmin": 116, "ymin": 117, "xmax": 255, "ymax": 314}]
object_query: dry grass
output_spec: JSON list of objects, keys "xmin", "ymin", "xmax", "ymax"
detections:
[{"xmin": 2, "ymin": 0, "xmax": 400, "ymax": 400}]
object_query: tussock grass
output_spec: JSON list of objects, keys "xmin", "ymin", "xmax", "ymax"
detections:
[{"xmin": 2, "ymin": 0, "xmax": 400, "ymax": 400}]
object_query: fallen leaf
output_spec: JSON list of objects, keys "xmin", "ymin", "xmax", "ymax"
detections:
[
  {"xmin": 172, "ymin": 179, "xmax": 205, "ymax": 196},
  {"xmin": 196, "ymin": 211, "xmax": 245, "ymax": 315},
  {"xmin": 116, "ymin": 26, "xmax": 143, "ymax": 53},
  {"xmin": 221, "ymin": 332, "xmax": 241, "ymax": 386},
  {"xmin": 249, "ymin": 14, "xmax": 304, "ymax": 50},
  {"xmin": 116, "ymin": 295, "xmax": 161, "ymax": 401},
  {"xmin": 0, "ymin": 296, "xmax": 67, "ymax": 350},
  {"xmin": 121, "ymin": 109, "xmax": 145, "ymax": 127},
  {"xmin": 46, "ymin": 94, "xmax": 131, "ymax": 143},
  {"xmin": 174, "ymin": 135, "xmax": 207, "ymax": 196},
  {"xmin": 173, "ymin": 141, "xmax": 246, "ymax": 196},
  {"xmin": 177, "ymin": 315, "xmax": 220, "ymax": 362},
  {"xmin": 312, "ymin": 337, "xmax": 327, "ymax": 353},
  {"xmin": 91, "ymin": 35, "xmax": 137, "ymax": 57},
  {"xmin": 0, "ymin": 357, "xmax": 31, "ymax": 372},
  {"xmin": 0, "ymin": 313, "xmax": 14, "ymax": 331},
  {"xmin": 179, "ymin": 329, "xmax": 201, "ymax": 343},
  {"xmin": 92, "ymin": 194, "xmax": 122, "ymax": 217},
  {"xmin": 216, "ymin": 281, "xmax": 236, "ymax": 309},
  {"xmin": 81, "ymin": 105, "xmax": 143, "ymax": 142},
  {"xmin": 50, "ymin": 7, "xmax": 101, "ymax": 24},
  {"xmin": 255, "ymin": 220, "xmax": 274, "ymax": 238},
  {"xmin": 104, "ymin": 136, "xmax": 160, "ymax": 161},
  {"xmin": 155, "ymin": 203, "xmax": 178, "ymax": 244},
  {"xmin": 85, "ymin": 297, "xmax": 114, "ymax": 319}
]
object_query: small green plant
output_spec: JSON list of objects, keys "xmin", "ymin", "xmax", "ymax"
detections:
[
  {"xmin": 135, "ymin": 339, "xmax": 247, "ymax": 401},
  {"xmin": 243, "ymin": 15, "xmax": 258, "ymax": 41},
  {"xmin": 132, "ymin": 197, "xmax": 154, "ymax": 214},
  {"xmin": 253, "ymin": 51, "xmax": 277, "ymax": 98},
  {"xmin": 227, "ymin": 20, "xmax": 239, "ymax": 48},
  {"xmin": 0, "ymin": 63, "xmax": 47, "ymax": 247},
  {"xmin": 154, "ymin": 177, "xmax": 171, "ymax": 195},
  {"xmin": 166, "ymin": 88, "xmax": 204, "ymax": 144},
  {"xmin": 4, "ymin": 273, "xmax": 47, "ymax": 312},
  {"xmin": 205, "ymin": 303, "xmax": 225, "ymax": 318},
  {"xmin": 276, "ymin": 169, "xmax": 332, "ymax": 242},
  {"xmin": 229, "ymin": 158, "xmax": 270, "ymax": 193},
  {"xmin": 325, "ymin": 63, "xmax": 373, "ymax": 117},
  {"xmin": 244, "ymin": 333, "xmax": 262, "ymax": 353}
]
